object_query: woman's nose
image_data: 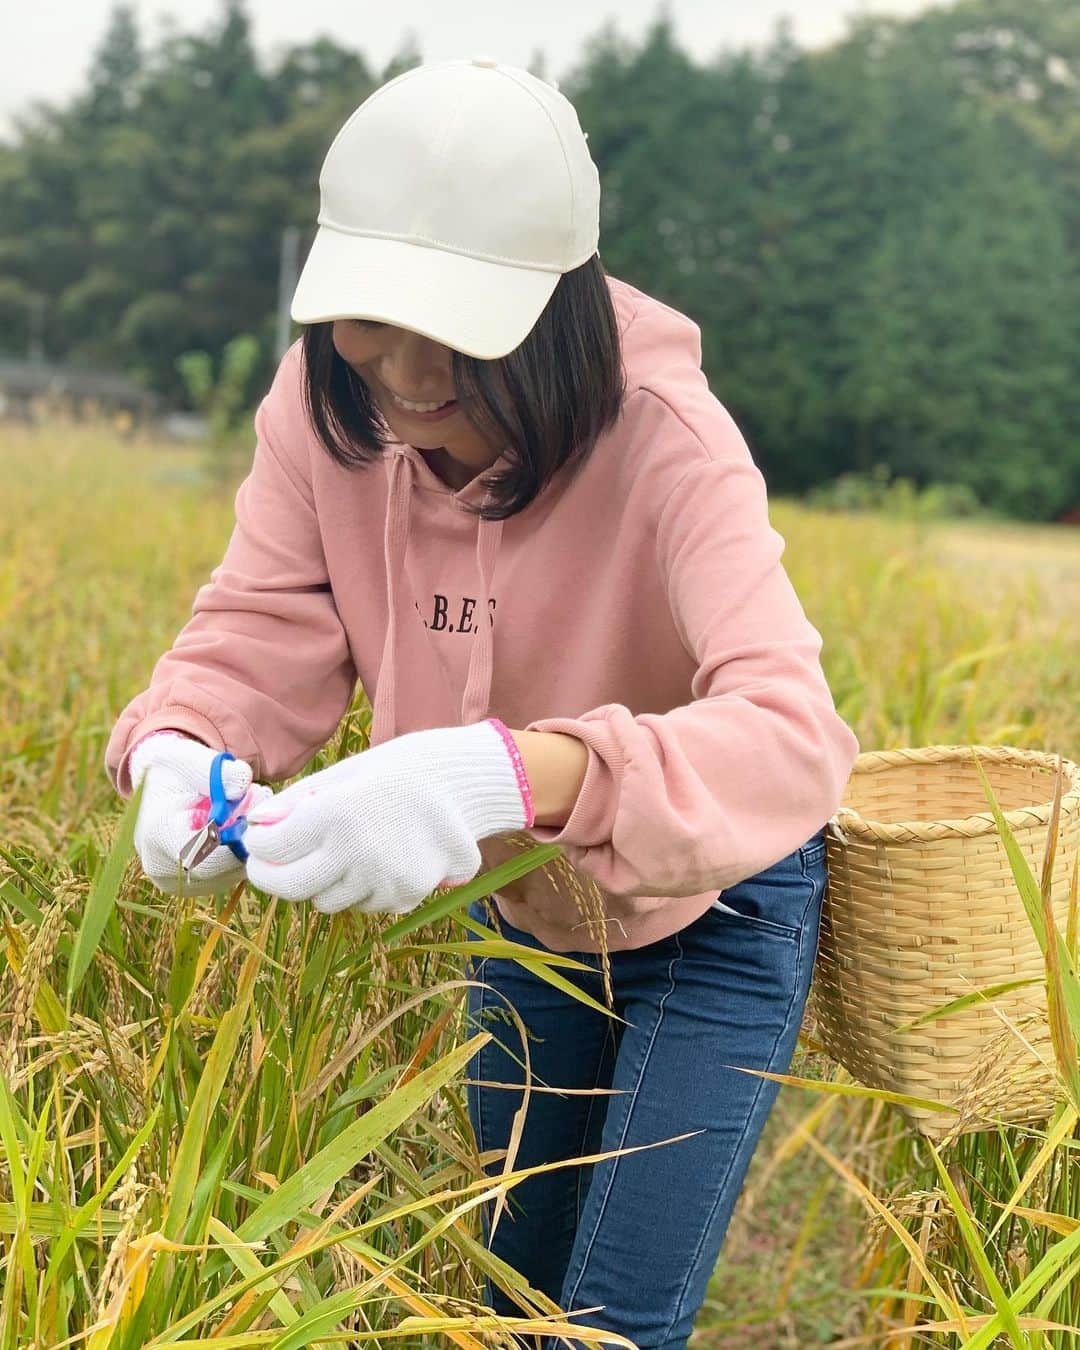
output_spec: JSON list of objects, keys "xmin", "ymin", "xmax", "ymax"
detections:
[{"xmin": 380, "ymin": 330, "xmax": 448, "ymax": 391}]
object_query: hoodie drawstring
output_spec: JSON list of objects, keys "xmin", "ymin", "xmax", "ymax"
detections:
[{"xmin": 371, "ymin": 446, "xmax": 504, "ymax": 747}]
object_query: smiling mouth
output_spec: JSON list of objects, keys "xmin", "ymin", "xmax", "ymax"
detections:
[{"xmin": 383, "ymin": 384, "xmax": 457, "ymax": 410}]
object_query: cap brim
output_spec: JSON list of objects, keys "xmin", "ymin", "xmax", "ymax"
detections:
[{"xmin": 289, "ymin": 226, "xmax": 562, "ymax": 359}]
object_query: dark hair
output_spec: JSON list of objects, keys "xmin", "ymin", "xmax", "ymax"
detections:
[{"xmin": 299, "ymin": 252, "xmax": 627, "ymax": 521}]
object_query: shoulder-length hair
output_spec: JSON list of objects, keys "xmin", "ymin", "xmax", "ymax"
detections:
[{"xmin": 299, "ymin": 252, "xmax": 627, "ymax": 521}]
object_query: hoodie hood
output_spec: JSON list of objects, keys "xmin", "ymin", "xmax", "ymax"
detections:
[{"xmin": 369, "ymin": 273, "xmax": 703, "ymax": 749}]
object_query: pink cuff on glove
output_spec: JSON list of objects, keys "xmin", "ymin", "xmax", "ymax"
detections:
[{"xmin": 486, "ymin": 717, "xmax": 535, "ymax": 829}]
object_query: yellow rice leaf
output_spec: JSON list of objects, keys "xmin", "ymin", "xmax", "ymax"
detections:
[
  {"xmin": 989, "ymin": 1201, "xmax": 1079, "ymax": 1238},
  {"xmin": 86, "ymin": 1232, "xmax": 233, "ymax": 1350},
  {"xmin": 793, "ymin": 1122, "xmax": 963, "ymax": 1322},
  {"xmin": 721, "ymin": 1064, "xmax": 961, "ymax": 1118}
]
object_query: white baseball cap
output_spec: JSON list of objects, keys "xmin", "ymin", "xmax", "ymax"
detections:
[{"xmin": 289, "ymin": 55, "xmax": 601, "ymax": 359}]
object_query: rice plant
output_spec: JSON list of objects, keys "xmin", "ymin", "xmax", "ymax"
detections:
[{"xmin": 2, "ymin": 415, "xmax": 1078, "ymax": 1346}]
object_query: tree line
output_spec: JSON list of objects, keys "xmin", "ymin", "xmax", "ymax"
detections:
[{"xmin": 1, "ymin": 0, "xmax": 1076, "ymax": 519}]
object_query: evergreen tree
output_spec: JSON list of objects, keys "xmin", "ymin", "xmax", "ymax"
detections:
[
  {"xmin": 0, "ymin": 0, "xmax": 1075, "ymax": 517},
  {"xmin": 84, "ymin": 4, "xmax": 143, "ymax": 127}
]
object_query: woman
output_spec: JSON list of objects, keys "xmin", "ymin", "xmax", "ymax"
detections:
[{"xmin": 107, "ymin": 57, "xmax": 859, "ymax": 1348}]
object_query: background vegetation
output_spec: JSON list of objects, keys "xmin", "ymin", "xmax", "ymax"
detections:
[{"xmin": 1, "ymin": 0, "xmax": 1078, "ymax": 518}]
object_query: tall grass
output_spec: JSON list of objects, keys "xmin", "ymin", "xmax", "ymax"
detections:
[
  {"xmin": 1, "ymin": 696, "xmax": 666, "ymax": 1345},
  {"xmin": 2, "ymin": 417, "xmax": 1079, "ymax": 1346}
]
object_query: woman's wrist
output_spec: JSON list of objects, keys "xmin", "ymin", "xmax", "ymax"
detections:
[{"xmin": 504, "ymin": 727, "xmax": 588, "ymax": 830}]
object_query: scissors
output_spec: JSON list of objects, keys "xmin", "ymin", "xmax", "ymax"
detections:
[{"xmin": 177, "ymin": 750, "xmax": 251, "ymax": 877}]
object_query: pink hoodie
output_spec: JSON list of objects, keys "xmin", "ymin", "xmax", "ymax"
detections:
[{"xmin": 105, "ymin": 273, "xmax": 859, "ymax": 952}]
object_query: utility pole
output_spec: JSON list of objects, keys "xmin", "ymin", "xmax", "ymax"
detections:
[
  {"xmin": 276, "ymin": 226, "xmax": 302, "ymax": 361},
  {"xmin": 28, "ymin": 293, "xmax": 46, "ymax": 363}
]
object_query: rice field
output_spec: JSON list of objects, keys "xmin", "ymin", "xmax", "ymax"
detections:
[{"xmin": 1, "ymin": 416, "xmax": 1078, "ymax": 1348}]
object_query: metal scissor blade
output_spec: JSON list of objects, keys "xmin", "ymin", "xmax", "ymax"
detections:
[{"xmin": 179, "ymin": 821, "xmax": 221, "ymax": 874}]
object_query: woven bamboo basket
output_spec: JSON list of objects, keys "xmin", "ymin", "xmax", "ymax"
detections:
[{"xmin": 811, "ymin": 744, "xmax": 1080, "ymax": 1140}]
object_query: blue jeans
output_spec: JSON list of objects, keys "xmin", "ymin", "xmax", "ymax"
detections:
[{"xmin": 463, "ymin": 829, "xmax": 828, "ymax": 1349}]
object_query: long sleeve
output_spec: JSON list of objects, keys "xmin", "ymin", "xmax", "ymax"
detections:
[
  {"xmin": 104, "ymin": 344, "xmax": 358, "ymax": 798},
  {"xmin": 522, "ymin": 406, "xmax": 860, "ymax": 898}
]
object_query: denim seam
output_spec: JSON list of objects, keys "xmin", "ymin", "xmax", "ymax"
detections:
[
  {"xmin": 661, "ymin": 868, "xmax": 819, "ymax": 1343},
  {"xmin": 575, "ymin": 1021, "xmax": 614, "ymax": 1224},
  {"xmin": 800, "ymin": 842, "xmax": 826, "ymax": 871},
  {"xmin": 562, "ymin": 929, "xmax": 683, "ymax": 1311},
  {"xmin": 474, "ymin": 956, "xmax": 488, "ymax": 1164}
]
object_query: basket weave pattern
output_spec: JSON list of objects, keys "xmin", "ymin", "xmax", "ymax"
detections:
[{"xmin": 811, "ymin": 745, "xmax": 1080, "ymax": 1139}]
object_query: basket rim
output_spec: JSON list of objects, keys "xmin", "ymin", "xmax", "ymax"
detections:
[{"xmin": 826, "ymin": 743, "xmax": 1080, "ymax": 844}]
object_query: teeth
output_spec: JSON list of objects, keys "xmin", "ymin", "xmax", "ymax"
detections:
[{"xmin": 390, "ymin": 391, "xmax": 454, "ymax": 413}]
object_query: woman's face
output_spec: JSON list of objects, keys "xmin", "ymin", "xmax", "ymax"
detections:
[{"xmin": 331, "ymin": 319, "xmax": 504, "ymax": 483}]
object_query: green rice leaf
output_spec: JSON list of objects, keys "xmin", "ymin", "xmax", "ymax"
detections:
[
  {"xmin": 234, "ymin": 1031, "xmax": 488, "ymax": 1245},
  {"xmin": 892, "ymin": 979, "xmax": 1043, "ymax": 1033},
  {"xmin": 972, "ymin": 751, "xmax": 1080, "ymax": 1049},
  {"xmin": 162, "ymin": 905, "xmax": 273, "ymax": 1242},
  {"xmin": 959, "ymin": 1221, "xmax": 1080, "ymax": 1349},
  {"xmin": 927, "ymin": 1138, "xmax": 1029, "ymax": 1349},
  {"xmin": 42, "ymin": 1107, "xmax": 160, "ymax": 1289},
  {"xmin": 378, "ymin": 844, "xmax": 564, "ymax": 945},
  {"xmin": 66, "ymin": 777, "xmax": 145, "ymax": 1006},
  {"xmin": 205, "ymin": 1215, "xmax": 299, "ymax": 1329},
  {"xmin": 0, "ymin": 1203, "xmax": 125, "ymax": 1238}
]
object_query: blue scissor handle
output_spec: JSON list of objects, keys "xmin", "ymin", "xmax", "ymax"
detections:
[{"xmin": 209, "ymin": 751, "xmax": 250, "ymax": 863}]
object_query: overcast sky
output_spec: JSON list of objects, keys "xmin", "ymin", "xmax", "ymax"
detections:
[{"xmin": 1, "ymin": 0, "xmax": 945, "ymax": 140}]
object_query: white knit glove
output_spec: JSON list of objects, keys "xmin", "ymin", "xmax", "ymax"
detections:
[
  {"xmin": 129, "ymin": 731, "xmax": 274, "ymax": 897},
  {"xmin": 243, "ymin": 719, "xmax": 534, "ymax": 916}
]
